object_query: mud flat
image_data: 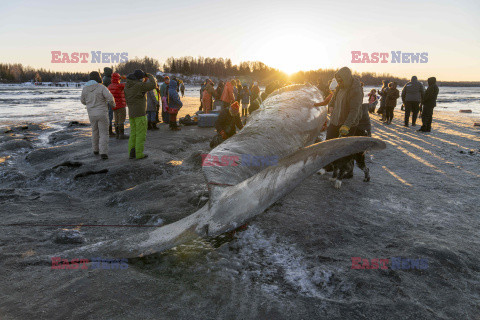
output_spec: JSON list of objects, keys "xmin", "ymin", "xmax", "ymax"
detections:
[{"xmin": 0, "ymin": 109, "xmax": 479, "ymax": 319}]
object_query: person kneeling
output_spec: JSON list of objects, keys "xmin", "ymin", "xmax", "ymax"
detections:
[{"xmin": 210, "ymin": 102, "xmax": 244, "ymax": 149}]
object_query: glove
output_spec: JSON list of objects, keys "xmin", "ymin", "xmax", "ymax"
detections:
[
  {"xmin": 339, "ymin": 125, "xmax": 350, "ymax": 137},
  {"xmin": 220, "ymin": 130, "xmax": 227, "ymax": 140}
]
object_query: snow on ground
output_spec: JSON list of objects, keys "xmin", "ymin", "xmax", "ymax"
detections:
[{"xmin": 0, "ymin": 108, "xmax": 479, "ymax": 319}]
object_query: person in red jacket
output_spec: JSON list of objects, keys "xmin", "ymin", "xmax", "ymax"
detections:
[
  {"xmin": 108, "ymin": 73, "xmax": 128, "ymax": 139},
  {"xmin": 220, "ymin": 79, "xmax": 236, "ymax": 109}
]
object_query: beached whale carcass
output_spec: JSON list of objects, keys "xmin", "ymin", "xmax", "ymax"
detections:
[{"xmin": 61, "ymin": 84, "xmax": 386, "ymax": 258}]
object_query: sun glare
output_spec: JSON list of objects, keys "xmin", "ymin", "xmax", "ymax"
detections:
[{"xmin": 256, "ymin": 33, "xmax": 330, "ymax": 75}]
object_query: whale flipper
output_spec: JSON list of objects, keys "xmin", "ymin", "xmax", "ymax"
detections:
[{"xmin": 204, "ymin": 136, "xmax": 386, "ymax": 236}]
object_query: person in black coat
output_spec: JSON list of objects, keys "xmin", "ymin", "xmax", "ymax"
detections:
[
  {"xmin": 419, "ymin": 77, "xmax": 439, "ymax": 132},
  {"xmin": 210, "ymin": 102, "xmax": 244, "ymax": 148},
  {"xmin": 215, "ymin": 101, "xmax": 243, "ymax": 138}
]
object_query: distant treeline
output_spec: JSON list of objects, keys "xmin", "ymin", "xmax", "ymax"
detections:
[
  {"xmin": 1, "ymin": 58, "xmax": 479, "ymax": 87},
  {"xmin": 115, "ymin": 57, "xmax": 161, "ymax": 76},
  {"xmin": 160, "ymin": 56, "xmax": 287, "ymax": 83},
  {"xmin": 0, "ymin": 63, "xmax": 88, "ymax": 83}
]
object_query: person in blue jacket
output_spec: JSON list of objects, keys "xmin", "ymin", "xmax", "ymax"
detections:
[{"xmin": 167, "ymin": 79, "xmax": 183, "ymax": 131}]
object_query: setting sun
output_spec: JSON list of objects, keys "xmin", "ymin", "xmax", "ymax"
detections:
[{"xmin": 254, "ymin": 31, "xmax": 331, "ymax": 75}]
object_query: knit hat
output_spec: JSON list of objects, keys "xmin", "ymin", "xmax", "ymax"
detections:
[
  {"xmin": 230, "ymin": 101, "xmax": 240, "ymax": 113},
  {"xmin": 111, "ymin": 72, "xmax": 121, "ymax": 84},
  {"xmin": 103, "ymin": 67, "xmax": 113, "ymax": 77},
  {"xmin": 133, "ymin": 69, "xmax": 146, "ymax": 80}
]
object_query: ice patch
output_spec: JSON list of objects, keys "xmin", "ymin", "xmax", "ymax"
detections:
[
  {"xmin": 369, "ymin": 195, "xmax": 413, "ymax": 214},
  {"xmin": 228, "ymin": 226, "xmax": 340, "ymax": 299}
]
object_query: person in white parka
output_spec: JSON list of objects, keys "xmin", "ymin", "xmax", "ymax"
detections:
[{"xmin": 80, "ymin": 71, "xmax": 115, "ymax": 160}]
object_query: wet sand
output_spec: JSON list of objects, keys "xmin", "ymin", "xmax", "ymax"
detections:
[{"xmin": 0, "ymin": 107, "xmax": 479, "ymax": 319}]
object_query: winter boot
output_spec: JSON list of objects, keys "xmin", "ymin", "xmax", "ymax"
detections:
[
  {"xmin": 172, "ymin": 121, "xmax": 181, "ymax": 131},
  {"xmin": 170, "ymin": 114, "xmax": 180, "ymax": 131},
  {"xmin": 119, "ymin": 124, "xmax": 129, "ymax": 139}
]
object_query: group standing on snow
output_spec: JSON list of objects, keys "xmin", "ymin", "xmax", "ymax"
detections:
[
  {"xmin": 80, "ymin": 67, "xmax": 183, "ymax": 160},
  {"xmin": 80, "ymin": 66, "xmax": 439, "ymax": 162},
  {"xmin": 367, "ymin": 76, "xmax": 439, "ymax": 131},
  {"xmin": 199, "ymin": 78, "xmax": 262, "ymax": 116}
]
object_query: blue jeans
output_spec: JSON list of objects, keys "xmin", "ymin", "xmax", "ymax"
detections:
[
  {"xmin": 108, "ymin": 107, "xmax": 114, "ymax": 126},
  {"xmin": 147, "ymin": 111, "xmax": 156, "ymax": 122}
]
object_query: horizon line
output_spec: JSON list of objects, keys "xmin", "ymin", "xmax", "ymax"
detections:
[{"xmin": 1, "ymin": 59, "xmax": 478, "ymax": 83}]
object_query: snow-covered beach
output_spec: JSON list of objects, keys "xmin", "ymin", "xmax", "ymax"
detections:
[{"xmin": 0, "ymin": 84, "xmax": 479, "ymax": 318}]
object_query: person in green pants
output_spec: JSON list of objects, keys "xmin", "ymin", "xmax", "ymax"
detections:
[{"xmin": 124, "ymin": 69, "xmax": 157, "ymax": 159}]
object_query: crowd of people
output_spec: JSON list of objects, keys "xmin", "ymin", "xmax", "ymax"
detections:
[
  {"xmin": 81, "ymin": 67, "xmax": 184, "ymax": 160},
  {"xmin": 367, "ymin": 76, "xmax": 439, "ymax": 131},
  {"xmin": 312, "ymin": 67, "xmax": 439, "ymax": 180},
  {"xmin": 80, "ymin": 66, "xmax": 439, "ymax": 163},
  {"xmin": 199, "ymin": 78, "xmax": 262, "ymax": 116}
]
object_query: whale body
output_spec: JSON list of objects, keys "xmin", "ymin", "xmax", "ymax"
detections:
[{"xmin": 55, "ymin": 84, "xmax": 386, "ymax": 258}]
